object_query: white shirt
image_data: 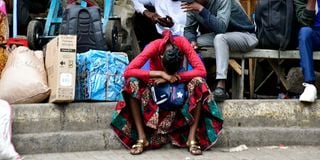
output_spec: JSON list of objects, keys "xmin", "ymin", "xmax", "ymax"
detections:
[{"xmin": 132, "ymin": 0, "xmax": 186, "ymax": 36}]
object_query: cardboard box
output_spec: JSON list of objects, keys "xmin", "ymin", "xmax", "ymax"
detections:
[{"xmin": 45, "ymin": 35, "xmax": 77, "ymax": 103}]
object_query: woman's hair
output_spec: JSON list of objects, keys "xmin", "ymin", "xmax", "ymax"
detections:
[{"xmin": 162, "ymin": 44, "xmax": 183, "ymax": 75}]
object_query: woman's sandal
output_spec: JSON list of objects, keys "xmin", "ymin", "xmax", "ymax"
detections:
[
  {"xmin": 130, "ymin": 139, "xmax": 149, "ymax": 155},
  {"xmin": 187, "ymin": 140, "xmax": 202, "ymax": 155}
]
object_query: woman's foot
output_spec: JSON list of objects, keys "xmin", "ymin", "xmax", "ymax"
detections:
[
  {"xmin": 130, "ymin": 139, "xmax": 149, "ymax": 155},
  {"xmin": 187, "ymin": 140, "xmax": 202, "ymax": 155}
]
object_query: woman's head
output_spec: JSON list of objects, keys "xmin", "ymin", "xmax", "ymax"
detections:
[{"xmin": 162, "ymin": 44, "xmax": 183, "ymax": 75}]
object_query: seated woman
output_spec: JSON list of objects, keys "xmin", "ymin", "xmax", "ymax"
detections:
[{"xmin": 110, "ymin": 30, "xmax": 223, "ymax": 155}]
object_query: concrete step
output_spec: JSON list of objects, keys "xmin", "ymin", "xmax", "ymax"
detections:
[
  {"xmin": 222, "ymin": 100, "xmax": 320, "ymax": 128},
  {"xmin": 12, "ymin": 102, "xmax": 115, "ymax": 134},
  {"xmin": 11, "ymin": 100, "xmax": 320, "ymax": 154},
  {"xmin": 13, "ymin": 129, "xmax": 121, "ymax": 155},
  {"xmin": 12, "ymin": 100, "xmax": 320, "ymax": 134},
  {"xmin": 13, "ymin": 127, "xmax": 320, "ymax": 154}
]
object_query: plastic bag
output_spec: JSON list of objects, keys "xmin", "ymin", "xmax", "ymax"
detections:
[
  {"xmin": 0, "ymin": 46, "xmax": 50, "ymax": 104},
  {"xmin": 0, "ymin": 99, "xmax": 21, "ymax": 160}
]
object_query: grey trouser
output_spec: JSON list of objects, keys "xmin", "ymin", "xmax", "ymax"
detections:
[{"xmin": 197, "ymin": 32, "xmax": 258, "ymax": 79}]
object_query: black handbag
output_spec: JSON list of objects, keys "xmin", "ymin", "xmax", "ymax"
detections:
[{"xmin": 151, "ymin": 82, "xmax": 187, "ymax": 110}]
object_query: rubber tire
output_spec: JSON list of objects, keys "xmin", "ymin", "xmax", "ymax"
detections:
[
  {"xmin": 105, "ymin": 17, "xmax": 122, "ymax": 52},
  {"xmin": 27, "ymin": 20, "xmax": 43, "ymax": 50}
]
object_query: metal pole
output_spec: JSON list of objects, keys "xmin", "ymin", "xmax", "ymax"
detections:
[{"xmin": 13, "ymin": 0, "xmax": 17, "ymax": 37}]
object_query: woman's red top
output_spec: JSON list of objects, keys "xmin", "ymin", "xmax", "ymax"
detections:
[{"xmin": 124, "ymin": 30, "xmax": 206, "ymax": 83}]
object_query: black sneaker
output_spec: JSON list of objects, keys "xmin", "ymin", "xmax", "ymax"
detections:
[{"xmin": 213, "ymin": 87, "xmax": 229, "ymax": 102}]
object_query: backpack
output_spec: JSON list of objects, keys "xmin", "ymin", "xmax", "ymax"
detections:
[
  {"xmin": 255, "ymin": 0, "xmax": 298, "ymax": 50},
  {"xmin": 60, "ymin": 5, "xmax": 107, "ymax": 53}
]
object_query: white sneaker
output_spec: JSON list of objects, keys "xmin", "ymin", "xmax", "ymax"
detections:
[{"xmin": 299, "ymin": 83, "xmax": 317, "ymax": 102}]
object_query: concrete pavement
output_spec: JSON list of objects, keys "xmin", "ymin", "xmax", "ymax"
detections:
[{"xmin": 22, "ymin": 146, "xmax": 320, "ymax": 160}]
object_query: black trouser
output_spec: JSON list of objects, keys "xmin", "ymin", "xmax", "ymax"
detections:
[
  {"xmin": 16, "ymin": 0, "xmax": 50, "ymax": 35},
  {"xmin": 133, "ymin": 7, "xmax": 161, "ymax": 50}
]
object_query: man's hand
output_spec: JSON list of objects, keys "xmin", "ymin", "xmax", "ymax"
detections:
[
  {"xmin": 181, "ymin": 2, "xmax": 204, "ymax": 12},
  {"xmin": 143, "ymin": 10, "xmax": 162, "ymax": 23},
  {"xmin": 306, "ymin": 0, "xmax": 316, "ymax": 11},
  {"xmin": 157, "ymin": 16, "xmax": 174, "ymax": 28}
]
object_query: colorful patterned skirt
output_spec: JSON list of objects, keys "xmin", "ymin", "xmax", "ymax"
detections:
[{"xmin": 111, "ymin": 77, "xmax": 223, "ymax": 150}]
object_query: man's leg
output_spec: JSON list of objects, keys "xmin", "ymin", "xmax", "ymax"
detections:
[
  {"xmin": 17, "ymin": 0, "xmax": 31, "ymax": 35},
  {"xmin": 298, "ymin": 27, "xmax": 320, "ymax": 102},
  {"xmin": 133, "ymin": 6, "xmax": 161, "ymax": 50},
  {"xmin": 299, "ymin": 27, "xmax": 315, "ymax": 83},
  {"xmin": 213, "ymin": 32, "xmax": 258, "ymax": 101}
]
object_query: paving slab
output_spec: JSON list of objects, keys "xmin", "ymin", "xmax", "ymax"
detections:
[{"xmin": 22, "ymin": 146, "xmax": 320, "ymax": 160}]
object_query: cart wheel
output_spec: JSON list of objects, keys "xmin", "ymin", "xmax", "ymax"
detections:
[
  {"xmin": 105, "ymin": 17, "xmax": 122, "ymax": 52},
  {"xmin": 27, "ymin": 20, "xmax": 43, "ymax": 50}
]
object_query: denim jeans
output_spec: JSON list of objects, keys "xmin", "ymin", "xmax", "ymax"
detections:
[{"xmin": 298, "ymin": 27, "xmax": 320, "ymax": 82}]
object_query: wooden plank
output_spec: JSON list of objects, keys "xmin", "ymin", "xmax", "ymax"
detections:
[
  {"xmin": 199, "ymin": 48, "xmax": 281, "ymax": 59},
  {"xmin": 249, "ymin": 58, "xmax": 256, "ymax": 98},
  {"xmin": 231, "ymin": 69, "xmax": 242, "ymax": 99},
  {"xmin": 240, "ymin": 59, "xmax": 245, "ymax": 99},
  {"xmin": 229, "ymin": 59, "xmax": 242, "ymax": 75},
  {"xmin": 242, "ymin": 49, "xmax": 279, "ymax": 59},
  {"xmin": 200, "ymin": 47, "xmax": 320, "ymax": 60},
  {"xmin": 267, "ymin": 59, "xmax": 289, "ymax": 90},
  {"xmin": 280, "ymin": 50, "xmax": 320, "ymax": 59},
  {"xmin": 198, "ymin": 46, "xmax": 320, "ymax": 99}
]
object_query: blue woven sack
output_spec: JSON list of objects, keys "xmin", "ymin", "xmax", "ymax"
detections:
[{"xmin": 75, "ymin": 50, "xmax": 128, "ymax": 101}]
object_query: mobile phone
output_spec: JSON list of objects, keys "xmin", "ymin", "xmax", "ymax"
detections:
[{"xmin": 181, "ymin": 0, "xmax": 193, "ymax": 3}]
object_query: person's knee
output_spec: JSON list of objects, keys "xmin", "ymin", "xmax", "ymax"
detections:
[
  {"xmin": 214, "ymin": 34, "xmax": 227, "ymax": 44},
  {"xmin": 197, "ymin": 33, "xmax": 215, "ymax": 47},
  {"xmin": 299, "ymin": 27, "xmax": 313, "ymax": 42}
]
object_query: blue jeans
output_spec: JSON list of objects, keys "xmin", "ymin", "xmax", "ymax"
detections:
[{"xmin": 299, "ymin": 27, "xmax": 320, "ymax": 82}]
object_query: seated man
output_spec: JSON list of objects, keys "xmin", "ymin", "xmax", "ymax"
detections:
[
  {"xmin": 183, "ymin": 0, "xmax": 258, "ymax": 101},
  {"xmin": 294, "ymin": 0, "xmax": 319, "ymax": 102}
]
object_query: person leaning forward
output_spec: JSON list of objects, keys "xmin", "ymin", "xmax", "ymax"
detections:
[{"xmin": 110, "ymin": 30, "xmax": 223, "ymax": 155}]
